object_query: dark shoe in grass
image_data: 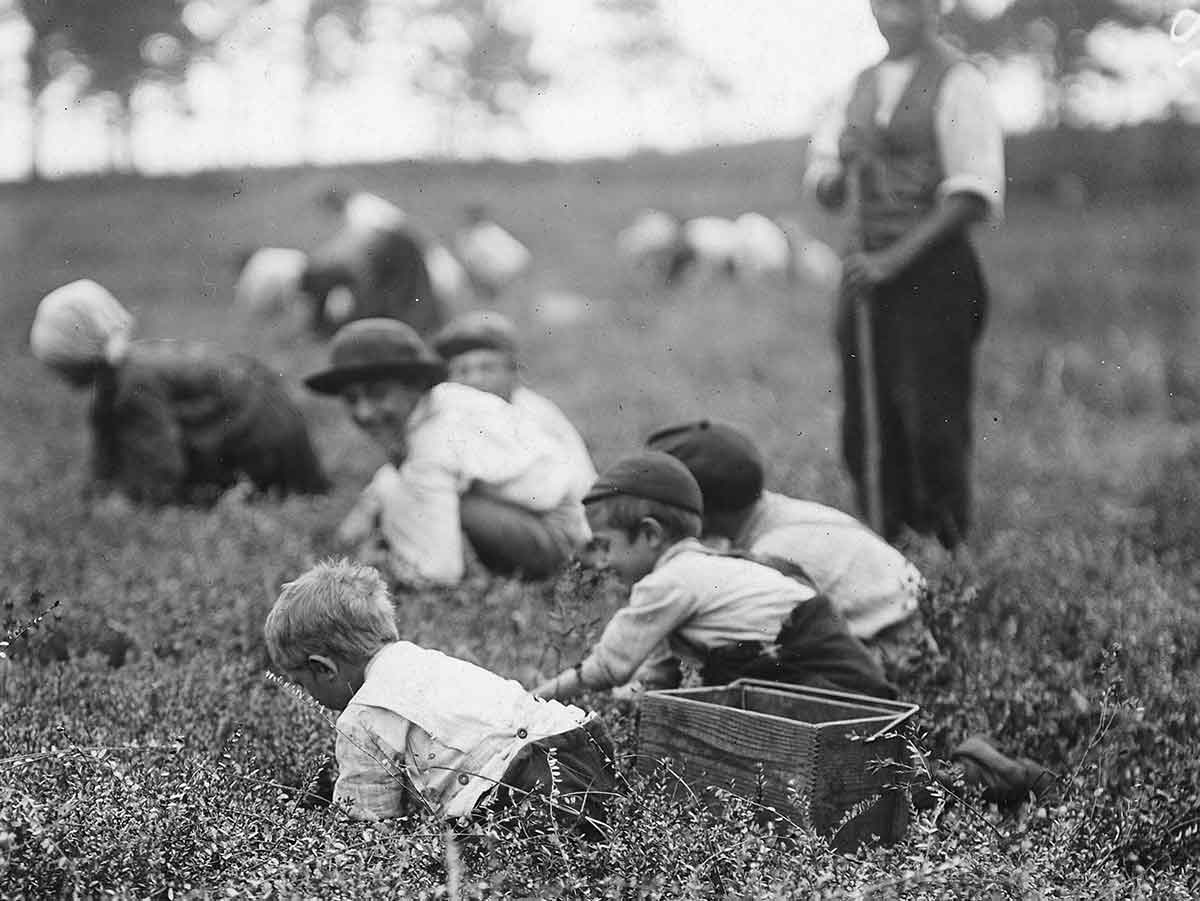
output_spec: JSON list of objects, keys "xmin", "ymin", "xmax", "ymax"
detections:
[{"xmin": 951, "ymin": 735, "xmax": 1056, "ymax": 809}]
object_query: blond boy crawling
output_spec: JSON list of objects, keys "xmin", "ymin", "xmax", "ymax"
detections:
[{"xmin": 265, "ymin": 559, "xmax": 616, "ymax": 836}]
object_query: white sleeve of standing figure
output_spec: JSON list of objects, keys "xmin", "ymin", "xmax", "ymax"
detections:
[
  {"xmin": 935, "ymin": 64, "xmax": 1006, "ymax": 220},
  {"xmin": 801, "ymin": 85, "xmax": 852, "ymax": 200}
]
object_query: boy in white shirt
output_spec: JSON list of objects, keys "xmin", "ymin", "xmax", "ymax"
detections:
[
  {"xmin": 533, "ymin": 452, "xmax": 895, "ymax": 702},
  {"xmin": 265, "ymin": 559, "xmax": 615, "ymax": 835},
  {"xmin": 646, "ymin": 420, "xmax": 936, "ymax": 681},
  {"xmin": 306, "ymin": 318, "xmax": 589, "ymax": 585},
  {"xmin": 432, "ymin": 311, "xmax": 597, "ymax": 501}
]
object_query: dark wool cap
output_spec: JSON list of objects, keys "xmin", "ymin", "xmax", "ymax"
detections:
[
  {"xmin": 584, "ymin": 451, "xmax": 703, "ymax": 517},
  {"xmin": 305, "ymin": 318, "xmax": 447, "ymax": 395},
  {"xmin": 431, "ymin": 311, "xmax": 519, "ymax": 360},
  {"xmin": 645, "ymin": 420, "xmax": 764, "ymax": 512}
]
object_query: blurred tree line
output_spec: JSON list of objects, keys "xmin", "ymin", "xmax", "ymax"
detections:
[
  {"xmin": 1, "ymin": 0, "xmax": 717, "ymax": 178},
  {"xmin": 947, "ymin": 0, "xmax": 1199, "ymax": 124},
  {"xmin": 0, "ymin": 0, "xmax": 1194, "ymax": 179}
]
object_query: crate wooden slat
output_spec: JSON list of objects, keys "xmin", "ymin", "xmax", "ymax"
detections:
[{"xmin": 634, "ymin": 680, "xmax": 917, "ymax": 850}]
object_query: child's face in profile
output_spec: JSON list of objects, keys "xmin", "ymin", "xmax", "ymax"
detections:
[
  {"xmin": 583, "ymin": 512, "xmax": 662, "ymax": 585},
  {"xmin": 446, "ymin": 349, "xmax": 518, "ymax": 401},
  {"xmin": 341, "ymin": 378, "xmax": 425, "ymax": 460}
]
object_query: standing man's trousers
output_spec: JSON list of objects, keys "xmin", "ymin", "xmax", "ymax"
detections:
[{"xmin": 836, "ymin": 235, "xmax": 988, "ymax": 549}]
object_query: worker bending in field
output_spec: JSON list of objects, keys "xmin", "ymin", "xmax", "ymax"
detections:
[
  {"xmin": 266, "ymin": 558, "xmax": 616, "ymax": 837},
  {"xmin": 647, "ymin": 419, "xmax": 936, "ymax": 683},
  {"xmin": 300, "ymin": 185, "xmax": 446, "ymax": 337},
  {"xmin": 29, "ymin": 279, "xmax": 329, "ymax": 505},
  {"xmin": 533, "ymin": 451, "xmax": 896, "ymax": 702}
]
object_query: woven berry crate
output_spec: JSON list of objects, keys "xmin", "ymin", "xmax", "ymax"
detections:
[{"xmin": 634, "ymin": 678, "xmax": 918, "ymax": 849}]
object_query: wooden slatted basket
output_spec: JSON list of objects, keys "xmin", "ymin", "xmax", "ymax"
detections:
[{"xmin": 634, "ymin": 678, "xmax": 918, "ymax": 850}]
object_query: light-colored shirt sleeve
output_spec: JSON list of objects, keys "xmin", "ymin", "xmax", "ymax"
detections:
[
  {"xmin": 802, "ymin": 62, "xmax": 1005, "ymax": 220},
  {"xmin": 630, "ymin": 641, "xmax": 684, "ymax": 690},
  {"xmin": 333, "ymin": 705, "xmax": 415, "ymax": 822},
  {"xmin": 936, "ymin": 63, "xmax": 1005, "ymax": 219},
  {"xmin": 801, "ymin": 86, "xmax": 851, "ymax": 201},
  {"xmin": 370, "ymin": 384, "xmax": 573, "ymax": 585},
  {"xmin": 511, "ymin": 387, "xmax": 597, "ymax": 501},
  {"xmin": 338, "ymin": 476, "xmax": 385, "ymax": 546},
  {"xmin": 377, "ymin": 452, "xmax": 466, "ymax": 586},
  {"xmin": 580, "ymin": 577, "xmax": 695, "ymax": 689}
]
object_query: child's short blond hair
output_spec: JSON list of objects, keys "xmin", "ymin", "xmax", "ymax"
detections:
[{"xmin": 264, "ymin": 558, "xmax": 399, "ymax": 670}]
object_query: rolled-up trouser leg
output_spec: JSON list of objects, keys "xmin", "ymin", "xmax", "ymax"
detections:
[{"xmin": 459, "ymin": 492, "xmax": 569, "ymax": 580}]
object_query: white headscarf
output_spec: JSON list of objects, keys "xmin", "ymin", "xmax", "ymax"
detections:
[{"xmin": 30, "ymin": 279, "xmax": 134, "ymax": 369}]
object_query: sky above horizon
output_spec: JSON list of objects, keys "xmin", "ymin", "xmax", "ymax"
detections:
[{"xmin": 0, "ymin": 0, "xmax": 1193, "ymax": 179}]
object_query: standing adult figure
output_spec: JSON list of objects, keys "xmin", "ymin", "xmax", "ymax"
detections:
[
  {"xmin": 30, "ymin": 279, "xmax": 330, "ymax": 505},
  {"xmin": 806, "ymin": 0, "xmax": 1004, "ymax": 549}
]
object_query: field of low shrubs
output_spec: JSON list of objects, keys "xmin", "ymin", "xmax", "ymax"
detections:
[{"xmin": 2, "ymin": 151, "xmax": 1198, "ymax": 898}]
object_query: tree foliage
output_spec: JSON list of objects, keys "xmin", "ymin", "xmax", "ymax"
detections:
[
  {"xmin": 20, "ymin": 0, "xmax": 202, "ymax": 105},
  {"xmin": 409, "ymin": 0, "xmax": 548, "ymax": 121},
  {"xmin": 949, "ymin": 0, "xmax": 1166, "ymax": 74},
  {"xmin": 946, "ymin": 0, "xmax": 1189, "ymax": 121}
]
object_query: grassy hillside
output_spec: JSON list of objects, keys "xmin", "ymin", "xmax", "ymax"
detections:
[{"xmin": 2, "ymin": 148, "xmax": 1199, "ymax": 898}]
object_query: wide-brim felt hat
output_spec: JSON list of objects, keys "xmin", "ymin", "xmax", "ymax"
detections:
[{"xmin": 305, "ymin": 318, "xmax": 447, "ymax": 395}]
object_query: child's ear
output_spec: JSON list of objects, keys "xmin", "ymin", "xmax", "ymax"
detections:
[
  {"xmin": 306, "ymin": 654, "xmax": 340, "ymax": 681},
  {"xmin": 638, "ymin": 517, "xmax": 667, "ymax": 547}
]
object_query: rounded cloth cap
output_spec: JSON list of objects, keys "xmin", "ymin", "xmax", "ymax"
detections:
[
  {"xmin": 584, "ymin": 450, "xmax": 703, "ymax": 517},
  {"xmin": 431, "ymin": 310, "xmax": 519, "ymax": 360},
  {"xmin": 645, "ymin": 420, "xmax": 764, "ymax": 512},
  {"xmin": 305, "ymin": 318, "xmax": 446, "ymax": 395},
  {"xmin": 30, "ymin": 279, "xmax": 133, "ymax": 368}
]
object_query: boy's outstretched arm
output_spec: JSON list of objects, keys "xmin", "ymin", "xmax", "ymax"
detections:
[
  {"xmin": 534, "ymin": 579, "xmax": 690, "ymax": 701},
  {"xmin": 532, "ymin": 665, "xmax": 586, "ymax": 702}
]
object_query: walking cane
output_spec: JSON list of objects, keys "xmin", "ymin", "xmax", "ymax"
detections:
[{"xmin": 846, "ymin": 160, "xmax": 884, "ymax": 536}]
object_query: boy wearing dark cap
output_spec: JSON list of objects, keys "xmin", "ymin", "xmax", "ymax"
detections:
[
  {"xmin": 431, "ymin": 311, "xmax": 597, "ymax": 501},
  {"xmin": 306, "ymin": 318, "xmax": 588, "ymax": 585},
  {"xmin": 646, "ymin": 420, "xmax": 934, "ymax": 681},
  {"xmin": 532, "ymin": 451, "xmax": 895, "ymax": 702}
]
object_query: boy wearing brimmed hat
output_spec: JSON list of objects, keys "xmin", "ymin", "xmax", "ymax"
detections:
[
  {"xmin": 306, "ymin": 318, "xmax": 589, "ymax": 586},
  {"xmin": 646, "ymin": 420, "xmax": 934, "ymax": 681},
  {"xmin": 532, "ymin": 451, "xmax": 894, "ymax": 702},
  {"xmin": 431, "ymin": 311, "xmax": 597, "ymax": 501}
]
